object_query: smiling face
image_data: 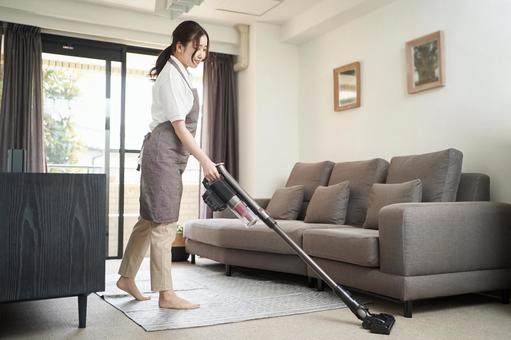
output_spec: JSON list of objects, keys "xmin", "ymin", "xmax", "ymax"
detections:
[{"xmin": 175, "ymin": 34, "xmax": 208, "ymax": 69}]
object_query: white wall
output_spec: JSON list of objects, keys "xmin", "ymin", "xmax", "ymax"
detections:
[
  {"xmin": 298, "ymin": 0, "xmax": 511, "ymax": 202},
  {"xmin": 238, "ymin": 23, "xmax": 300, "ymax": 197}
]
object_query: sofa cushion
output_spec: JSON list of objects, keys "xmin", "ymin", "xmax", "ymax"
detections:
[
  {"xmin": 304, "ymin": 181, "xmax": 350, "ymax": 224},
  {"xmin": 386, "ymin": 148, "xmax": 463, "ymax": 202},
  {"xmin": 286, "ymin": 161, "xmax": 335, "ymax": 219},
  {"xmin": 184, "ymin": 218, "xmax": 344, "ymax": 255},
  {"xmin": 363, "ymin": 179, "xmax": 422, "ymax": 229},
  {"xmin": 303, "ymin": 227, "xmax": 380, "ymax": 267},
  {"xmin": 327, "ymin": 159, "xmax": 389, "ymax": 226},
  {"xmin": 266, "ymin": 185, "xmax": 304, "ymax": 220}
]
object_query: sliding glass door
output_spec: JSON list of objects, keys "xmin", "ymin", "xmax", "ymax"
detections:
[
  {"xmin": 42, "ymin": 34, "xmax": 125, "ymax": 259},
  {"xmin": 42, "ymin": 36, "xmax": 204, "ymax": 260}
]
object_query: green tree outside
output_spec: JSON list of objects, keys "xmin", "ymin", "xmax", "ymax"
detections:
[{"xmin": 43, "ymin": 68, "xmax": 82, "ymax": 171}]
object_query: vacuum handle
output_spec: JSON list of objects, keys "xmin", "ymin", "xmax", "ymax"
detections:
[
  {"xmin": 215, "ymin": 163, "xmax": 364, "ymax": 314},
  {"xmin": 208, "ymin": 164, "xmax": 395, "ymax": 334}
]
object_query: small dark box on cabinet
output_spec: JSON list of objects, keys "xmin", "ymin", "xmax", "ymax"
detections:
[{"xmin": 7, "ymin": 149, "xmax": 26, "ymax": 172}]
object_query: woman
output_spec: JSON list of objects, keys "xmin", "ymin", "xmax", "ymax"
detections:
[{"xmin": 117, "ymin": 21, "xmax": 219, "ymax": 309}]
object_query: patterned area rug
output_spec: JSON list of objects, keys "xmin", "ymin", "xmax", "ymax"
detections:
[{"xmin": 101, "ymin": 261, "xmax": 356, "ymax": 331}]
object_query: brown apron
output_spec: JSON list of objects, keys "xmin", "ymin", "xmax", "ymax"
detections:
[{"xmin": 139, "ymin": 58, "xmax": 199, "ymax": 224}]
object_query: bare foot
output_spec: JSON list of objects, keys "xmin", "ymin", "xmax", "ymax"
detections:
[
  {"xmin": 116, "ymin": 276, "xmax": 150, "ymax": 301},
  {"xmin": 159, "ymin": 291, "xmax": 200, "ymax": 309}
]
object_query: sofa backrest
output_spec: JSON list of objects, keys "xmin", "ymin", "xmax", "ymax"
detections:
[
  {"xmin": 386, "ymin": 148, "xmax": 463, "ymax": 202},
  {"xmin": 328, "ymin": 158, "xmax": 389, "ymax": 226},
  {"xmin": 283, "ymin": 149, "xmax": 487, "ymax": 225},
  {"xmin": 286, "ymin": 161, "xmax": 334, "ymax": 219},
  {"xmin": 456, "ymin": 173, "xmax": 490, "ymax": 201}
]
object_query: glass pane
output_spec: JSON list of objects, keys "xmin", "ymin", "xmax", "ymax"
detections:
[
  {"xmin": 339, "ymin": 69, "xmax": 357, "ymax": 106},
  {"xmin": 123, "ymin": 152, "xmax": 141, "ymax": 252},
  {"xmin": 125, "ymin": 52, "xmax": 156, "ymax": 150},
  {"xmin": 108, "ymin": 61, "xmax": 122, "ymax": 257},
  {"xmin": 42, "ymin": 53, "xmax": 106, "ymax": 174},
  {"xmin": 109, "ymin": 151, "xmax": 119, "ymax": 257}
]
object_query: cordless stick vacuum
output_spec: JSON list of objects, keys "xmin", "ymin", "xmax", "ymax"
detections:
[{"xmin": 202, "ymin": 164, "xmax": 396, "ymax": 335}]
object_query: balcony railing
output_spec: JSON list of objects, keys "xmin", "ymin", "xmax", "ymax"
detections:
[{"xmin": 47, "ymin": 163, "xmax": 104, "ymax": 173}]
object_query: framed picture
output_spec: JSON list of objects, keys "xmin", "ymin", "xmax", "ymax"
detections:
[
  {"xmin": 333, "ymin": 61, "xmax": 360, "ymax": 111},
  {"xmin": 406, "ymin": 31, "xmax": 445, "ymax": 94}
]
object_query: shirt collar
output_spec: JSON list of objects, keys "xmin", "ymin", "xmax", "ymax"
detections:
[{"xmin": 170, "ymin": 55, "xmax": 192, "ymax": 86}]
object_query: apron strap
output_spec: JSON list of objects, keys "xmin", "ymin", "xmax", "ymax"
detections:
[
  {"xmin": 169, "ymin": 58, "xmax": 194, "ymax": 91},
  {"xmin": 136, "ymin": 132, "xmax": 152, "ymax": 171}
]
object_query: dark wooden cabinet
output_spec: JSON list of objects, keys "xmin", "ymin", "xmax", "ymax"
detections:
[{"xmin": 0, "ymin": 173, "xmax": 106, "ymax": 328}]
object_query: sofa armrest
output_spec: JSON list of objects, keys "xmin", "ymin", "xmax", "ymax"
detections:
[
  {"xmin": 212, "ymin": 198, "xmax": 271, "ymax": 219},
  {"xmin": 379, "ymin": 202, "xmax": 511, "ymax": 276}
]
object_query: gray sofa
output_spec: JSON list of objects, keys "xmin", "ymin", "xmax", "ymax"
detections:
[{"xmin": 184, "ymin": 149, "xmax": 511, "ymax": 317}]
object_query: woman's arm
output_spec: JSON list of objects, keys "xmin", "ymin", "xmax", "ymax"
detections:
[{"xmin": 171, "ymin": 120, "xmax": 220, "ymax": 181}]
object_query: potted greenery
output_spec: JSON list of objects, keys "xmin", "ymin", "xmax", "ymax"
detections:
[{"xmin": 171, "ymin": 223, "xmax": 189, "ymax": 262}]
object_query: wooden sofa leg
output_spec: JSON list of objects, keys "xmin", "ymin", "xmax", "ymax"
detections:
[
  {"xmin": 307, "ymin": 277, "xmax": 316, "ymax": 288},
  {"xmin": 78, "ymin": 294, "xmax": 88, "ymax": 328},
  {"xmin": 316, "ymin": 279, "xmax": 324, "ymax": 291},
  {"xmin": 225, "ymin": 264, "xmax": 232, "ymax": 276},
  {"xmin": 502, "ymin": 289, "xmax": 510, "ymax": 304},
  {"xmin": 190, "ymin": 254, "xmax": 196, "ymax": 264},
  {"xmin": 403, "ymin": 301, "xmax": 413, "ymax": 318}
]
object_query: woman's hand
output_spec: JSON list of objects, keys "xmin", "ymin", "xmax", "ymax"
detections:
[{"xmin": 201, "ymin": 158, "xmax": 220, "ymax": 182}]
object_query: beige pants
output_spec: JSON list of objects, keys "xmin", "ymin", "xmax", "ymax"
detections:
[{"xmin": 118, "ymin": 218, "xmax": 177, "ymax": 292}]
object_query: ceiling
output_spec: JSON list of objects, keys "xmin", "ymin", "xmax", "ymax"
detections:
[
  {"xmin": 75, "ymin": 0, "xmax": 319, "ymax": 25},
  {"xmin": 0, "ymin": 0, "xmax": 397, "ymax": 49}
]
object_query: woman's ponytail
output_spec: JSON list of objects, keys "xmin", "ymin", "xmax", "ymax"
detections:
[{"xmin": 150, "ymin": 44, "xmax": 174, "ymax": 79}]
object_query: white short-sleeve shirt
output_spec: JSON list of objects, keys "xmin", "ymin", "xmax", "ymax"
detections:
[{"xmin": 149, "ymin": 55, "xmax": 193, "ymax": 131}]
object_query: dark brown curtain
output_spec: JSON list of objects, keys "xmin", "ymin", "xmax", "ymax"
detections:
[
  {"xmin": 0, "ymin": 23, "xmax": 45, "ymax": 172},
  {"xmin": 0, "ymin": 23, "xmax": 3, "ymax": 109},
  {"xmin": 200, "ymin": 52, "xmax": 239, "ymax": 218}
]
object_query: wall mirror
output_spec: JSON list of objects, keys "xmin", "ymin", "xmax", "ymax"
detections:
[{"xmin": 333, "ymin": 61, "xmax": 360, "ymax": 111}]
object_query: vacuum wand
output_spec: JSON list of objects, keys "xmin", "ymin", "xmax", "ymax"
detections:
[{"xmin": 202, "ymin": 164, "xmax": 396, "ymax": 335}]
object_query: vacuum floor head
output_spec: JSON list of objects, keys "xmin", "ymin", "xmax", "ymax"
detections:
[{"xmin": 362, "ymin": 313, "xmax": 396, "ymax": 335}]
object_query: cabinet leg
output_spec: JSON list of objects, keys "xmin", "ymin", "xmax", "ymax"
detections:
[
  {"xmin": 403, "ymin": 301, "xmax": 413, "ymax": 318},
  {"xmin": 502, "ymin": 289, "xmax": 510, "ymax": 304},
  {"xmin": 78, "ymin": 294, "xmax": 88, "ymax": 328},
  {"xmin": 307, "ymin": 277, "xmax": 316, "ymax": 288},
  {"xmin": 190, "ymin": 254, "xmax": 196, "ymax": 264},
  {"xmin": 225, "ymin": 264, "xmax": 232, "ymax": 276},
  {"xmin": 316, "ymin": 279, "xmax": 324, "ymax": 291}
]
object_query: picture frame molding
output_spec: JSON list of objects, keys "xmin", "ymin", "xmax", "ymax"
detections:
[
  {"xmin": 333, "ymin": 61, "xmax": 361, "ymax": 112},
  {"xmin": 406, "ymin": 30, "xmax": 445, "ymax": 94}
]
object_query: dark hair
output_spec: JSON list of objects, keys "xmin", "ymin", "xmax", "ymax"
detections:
[{"xmin": 150, "ymin": 21, "xmax": 209, "ymax": 79}]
